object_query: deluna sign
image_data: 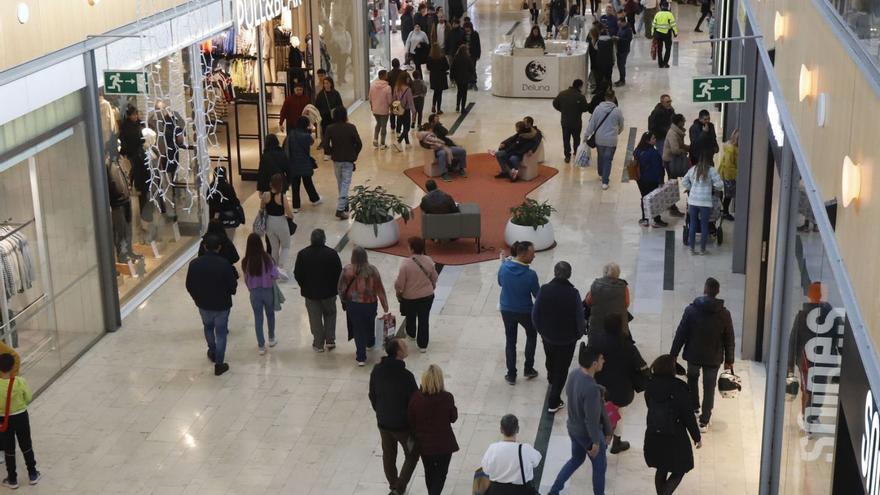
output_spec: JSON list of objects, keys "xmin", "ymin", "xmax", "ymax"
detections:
[{"xmin": 236, "ymin": 0, "xmax": 302, "ymax": 29}]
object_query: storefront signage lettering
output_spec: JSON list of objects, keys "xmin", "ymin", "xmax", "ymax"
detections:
[
  {"xmin": 511, "ymin": 57, "xmax": 559, "ymax": 97},
  {"xmin": 236, "ymin": 0, "xmax": 301, "ymax": 29},
  {"xmin": 862, "ymin": 390, "xmax": 880, "ymax": 494}
]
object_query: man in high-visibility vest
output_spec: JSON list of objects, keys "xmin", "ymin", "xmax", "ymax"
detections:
[{"xmin": 652, "ymin": 2, "xmax": 678, "ymax": 68}]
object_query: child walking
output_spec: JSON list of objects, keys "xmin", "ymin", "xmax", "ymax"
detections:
[{"xmin": 0, "ymin": 353, "xmax": 40, "ymax": 488}]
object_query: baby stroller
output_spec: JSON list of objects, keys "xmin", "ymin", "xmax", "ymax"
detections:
[{"xmin": 682, "ymin": 195, "xmax": 724, "ymax": 246}]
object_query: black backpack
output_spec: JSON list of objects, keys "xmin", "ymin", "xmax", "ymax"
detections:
[{"xmin": 646, "ymin": 394, "xmax": 679, "ymax": 436}]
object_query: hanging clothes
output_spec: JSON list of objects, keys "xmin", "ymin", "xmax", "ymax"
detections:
[{"xmin": 0, "ymin": 226, "xmax": 35, "ymax": 297}]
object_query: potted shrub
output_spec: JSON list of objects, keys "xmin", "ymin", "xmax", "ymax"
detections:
[
  {"xmin": 504, "ymin": 199, "xmax": 556, "ymax": 251},
  {"xmin": 348, "ymin": 185, "xmax": 413, "ymax": 248}
]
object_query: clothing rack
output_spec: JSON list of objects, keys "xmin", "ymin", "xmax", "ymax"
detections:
[
  {"xmin": 0, "ymin": 219, "xmax": 34, "ymax": 242},
  {"xmin": 0, "ymin": 218, "xmax": 36, "ymax": 346}
]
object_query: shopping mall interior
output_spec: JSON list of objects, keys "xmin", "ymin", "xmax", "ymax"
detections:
[{"xmin": 0, "ymin": 0, "xmax": 878, "ymax": 493}]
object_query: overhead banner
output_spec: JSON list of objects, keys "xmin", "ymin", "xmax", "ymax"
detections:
[{"xmin": 512, "ymin": 56, "xmax": 559, "ymax": 98}]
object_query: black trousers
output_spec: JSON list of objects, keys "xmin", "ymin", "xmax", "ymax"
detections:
[
  {"xmin": 456, "ymin": 84, "xmax": 468, "ymax": 111},
  {"xmin": 687, "ymin": 363, "xmax": 720, "ymax": 423},
  {"xmin": 290, "ymin": 175, "xmax": 320, "ymax": 208},
  {"xmin": 4, "ymin": 411, "xmax": 36, "ymax": 483},
  {"xmin": 655, "ymin": 470, "xmax": 685, "ymax": 494},
  {"xmin": 656, "ymin": 32, "xmax": 673, "ymax": 67},
  {"xmin": 421, "ymin": 453, "xmax": 452, "ymax": 495},
  {"xmin": 403, "ymin": 295, "xmax": 434, "ymax": 350},
  {"xmin": 617, "ymin": 50, "xmax": 629, "ymax": 82},
  {"xmin": 544, "ymin": 341, "xmax": 576, "ymax": 408},
  {"xmin": 414, "ymin": 96, "xmax": 426, "ymax": 128},
  {"xmin": 432, "ymin": 89, "xmax": 444, "ymax": 112},
  {"xmin": 397, "ymin": 110, "xmax": 412, "ymax": 144},
  {"xmin": 561, "ymin": 122, "xmax": 582, "ymax": 159}
]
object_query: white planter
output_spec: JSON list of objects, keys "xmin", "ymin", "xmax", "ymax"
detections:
[
  {"xmin": 350, "ymin": 219, "xmax": 400, "ymax": 249},
  {"xmin": 504, "ymin": 220, "xmax": 556, "ymax": 251}
]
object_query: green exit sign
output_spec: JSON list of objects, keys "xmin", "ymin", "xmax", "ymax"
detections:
[
  {"xmin": 692, "ymin": 75, "xmax": 746, "ymax": 103},
  {"xmin": 103, "ymin": 71, "xmax": 148, "ymax": 95}
]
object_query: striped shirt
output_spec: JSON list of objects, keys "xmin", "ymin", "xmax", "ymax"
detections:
[{"xmin": 681, "ymin": 166, "xmax": 723, "ymax": 207}]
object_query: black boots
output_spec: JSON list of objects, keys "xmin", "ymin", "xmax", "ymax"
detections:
[{"xmin": 610, "ymin": 435, "xmax": 630, "ymax": 454}]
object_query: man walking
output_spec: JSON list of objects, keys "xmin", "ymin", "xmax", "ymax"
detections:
[
  {"xmin": 532, "ymin": 261, "xmax": 585, "ymax": 413},
  {"xmin": 641, "ymin": 0, "xmax": 659, "ymax": 37},
  {"xmin": 369, "ymin": 70, "xmax": 393, "ymax": 149},
  {"xmin": 552, "ymin": 79, "xmax": 590, "ymax": 163},
  {"xmin": 185, "ymin": 234, "xmax": 238, "ymax": 376},
  {"xmin": 294, "ymin": 229, "xmax": 343, "ymax": 352},
  {"xmin": 322, "ymin": 107, "xmax": 362, "ymax": 219},
  {"xmin": 670, "ymin": 277, "xmax": 736, "ymax": 432},
  {"xmin": 547, "ymin": 345, "xmax": 612, "ymax": 495},
  {"xmin": 497, "ymin": 241, "xmax": 540, "ymax": 385},
  {"xmin": 369, "ymin": 338, "xmax": 419, "ymax": 495},
  {"xmin": 652, "ymin": 1, "xmax": 677, "ymax": 68}
]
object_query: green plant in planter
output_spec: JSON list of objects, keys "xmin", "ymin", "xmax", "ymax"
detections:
[
  {"xmin": 510, "ymin": 199, "xmax": 556, "ymax": 230},
  {"xmin": 349, "ymin": 185, "xmax": 412, "ymax": 235}
]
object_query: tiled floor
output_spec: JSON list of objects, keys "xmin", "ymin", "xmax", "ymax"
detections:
[{"xmin": 21, "ymin": 2, "xmax": 766, "ymax": 494}]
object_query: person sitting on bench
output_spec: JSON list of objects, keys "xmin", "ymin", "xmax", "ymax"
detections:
[
  {"xmin": 420, "ymin": 179, "xmax": 460, "ymax": 214},
  {"xmin": 493, "ymin": 121, "xmax": 542, "ymax": 182},
  {"xmin": 417, "ymin": 120, "xmax": 468, "ymax": 181}
]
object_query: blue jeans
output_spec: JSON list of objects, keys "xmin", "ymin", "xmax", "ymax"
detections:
[
  {"xmin": 347, "ymin": 301, "xmax": 378, "ymax": 362},
  {"xmin": 688, "ymin": 204, "xmax": 712, "ymax": 251},
  {"xmin": 596, "ymin": 145, "xmax": 616, "ymax": 185},
  {"xmin": 334, "ymin": 161, "xmax": 354, "ymax": 212},
  {"xmin": 436, "ymin": 146, "xmax": 468, "ymax": 174},
  {"xmin": 249, "ymin": 287, "xmax": 275, "ymax": 347},
  {"xmin": 549, "ymin": 433, "xmax": 607, "ymax": 495},
  {"xmin": 495, "ymin": 150, "xmax": 522, "ymax": 173},
  {"xmin": 199, "ymin": 308, "xmax": 229, "ymax": 364},
  {"xmin": 500, "ymin": 311, "xmax": 537, "ymax": 377}
]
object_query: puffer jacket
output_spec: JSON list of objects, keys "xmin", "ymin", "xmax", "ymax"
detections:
[
  {"xmin": 662, "ymin": 123, "xmax": 688, "ymax": 162},
  {"xmin": 586, "ymin": 276, "xmax": 630, "ymax": 335},
  {"xmin": 670, "ymin": 296, "xmax": 736, "ymax": 367}
]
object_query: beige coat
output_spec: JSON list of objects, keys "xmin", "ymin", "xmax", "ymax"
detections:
[{"xmin": 662, "ymin": 123, "xmax": 689, "ymax": 162}]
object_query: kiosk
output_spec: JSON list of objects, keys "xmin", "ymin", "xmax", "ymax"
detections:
[{"xmin": 491, "ymin": 40, "xmax": 588, "ymax": 98}]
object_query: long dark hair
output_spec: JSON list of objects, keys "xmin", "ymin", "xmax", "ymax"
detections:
[
  {"xmin": 242, "ymin": 233, "xmax": 273, "ymax": 277},
  {"xmin": 695, "ymin": 155, "xmax": 711, "ymax": 181},
  {"xmin": 635, "ymin": 132, "xmax": 653, "ymax": 152},
  {"xmin": 264, "ymin": 133, "xmax": 281, "ymax": 152}
]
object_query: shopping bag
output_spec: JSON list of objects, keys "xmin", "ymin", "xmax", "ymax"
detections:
[
  {"xmin": 605, "ymin": 401, "xmax": 621, "ymax": 430},
  {"xmin": 642, "ymin": 180, "xmax": 680, "ymax": 219},
  {"xmin": 651, "ymin": 39, "xmax": 658, "ymax": 60},
  {"xmin": 374, "ymin": 314, "xmax": 397, "ymax": 346},
  {"xmin": 574, "ymin": 142, "xmax": 591, "ymax": 167},
  {"xmin": 252, "ymin": 209, "xmax": 268, "ymax": 235},
  {"xmin": 473, "ymin": 468, "xmax": 491, "ymax": 495},
  {"xmin": 273, "ymin": 280, "xmax": 285, "ymax": 311}
]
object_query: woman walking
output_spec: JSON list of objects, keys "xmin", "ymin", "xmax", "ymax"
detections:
[
  {"xmin": 644, "ymin": 354, "xmax": 702, "ymax": 494},
  {"xmin": 634, "ymin": 132, "xmax": 668, "ymax": 227},
  {"xmin": 408, "ymin": 365, "xmax": 459, "ymax": 495},
  {"xmin": 583, "ymin": 88, "xmax": 624, "ymax": 189},
  {"xmin": 242, "ymin": 233, "xmax": 284, "ymax": 354},
  {"xmin": 426, "ymin": 43, "xmax": 449, "ymax": 114},
  {"xmin": 260, "ymin": 173, "xmax": 294, "ymax": 269},
  {"xmin": 717, "ymin": 129, "xmax": 739, "ymax": 220},
  {"xmin": 315, "ymin": 76, "xmax": 344, "ymax": 158},
  {"xmin": 257, "ymin": 134, "xmax": 288, "ymax": 194},
  {"xmin": 411, "ymin": 70, "xmax": 428, "ymax": 128},
  {"xmin": 286, "ymin": 116, "xmax": 322, "ymax": 211},
  {"xmin": 584, "ymin": 262, "xmax": 631, "ymax": 336},
  {"xmin": 338, "ymin": 247, "xmax": 390, "ymax": 366},
  {"xmin": 681, "ymin": 156, "xmax": 723, "ymax": 255},
  {"xmin": 394, "ymin": 237, "xmax": 438, "ymax": 352},
  {"xmin": 450, "ymin": 45, "xmax": 475, "ymax": 113},
  {"xmin": 391, "ymin": 72, "xmax": 416, "ymax": 152}
]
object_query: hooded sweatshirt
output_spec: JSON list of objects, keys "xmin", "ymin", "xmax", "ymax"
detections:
[
  {"xmin": 584, "ymin": 101, "xmax": 624, "ymax": 148},
  {"xmin": 369, "ymin": 79, "xmax": 393, "ymax": 116},
  {"xmin": 497, "ymin": 259, "xmax": 540, "ymax": 313},
  {"xmin": 670, "ymin": 296, "xmax": 736, "ymax": 367}
]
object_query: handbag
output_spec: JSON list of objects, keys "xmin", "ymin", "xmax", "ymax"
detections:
[
  {"xmin": 339, "ymin": 273, "xmax": 357, "ymax": 311},
  {"xmin": 586, "ymin": 109, "xmax": 613, "ymax": 148},
  {"xmin": 473, "ymin": 468, "xmax": 491, "ymax": 495},
  {"xmin": 651, "ymin": 38, "xmax": 658, "ymax": 60},
  {"xmin": 273, "ymin": 279, "xmax": 286, "ymax": 311},
  {"xmin": 287, "ymin": 217, "xmax": 298, "ymax": 235},
  {"xmin": 252, "ymin": 209, "xmax": 268, "ymax": 235},
  {"xmin": 517, "ymin": 444, "xmax": 540, "ymax": 494},
  {"xmin": 627, "ymin": 154, "xmax": 641, "ymax": 181}
]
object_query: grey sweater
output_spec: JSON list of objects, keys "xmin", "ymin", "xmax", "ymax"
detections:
[{"xmin": 565, "ymin": 369, "xmax": 613, "ymax": 445}]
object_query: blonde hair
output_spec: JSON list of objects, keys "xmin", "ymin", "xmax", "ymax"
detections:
[
  {"xmin": 603, "ymin": 262, "xmax": 621, "ymax": 278},
  {"xmin": 420, "ymin": 364, "xmax": 445, "ymax": 395}
]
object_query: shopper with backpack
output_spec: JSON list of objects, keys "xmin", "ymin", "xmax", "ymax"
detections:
[{"xmin": 644, "ymin": 354, "xmax": 702, "ymax": 495}]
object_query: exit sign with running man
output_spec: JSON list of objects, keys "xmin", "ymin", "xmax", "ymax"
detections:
[
  {"xmin": 692, "ymin": 76, "xmax": 747, "ymax": 103},
  {"xmin": 103, "ymin": 71, "xmax": 148, "ymax": 95}
]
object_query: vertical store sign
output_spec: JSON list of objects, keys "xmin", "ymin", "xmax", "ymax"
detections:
[{"xmin": 236, "ymin": 0, "xmax": 301, "ymax": 29}]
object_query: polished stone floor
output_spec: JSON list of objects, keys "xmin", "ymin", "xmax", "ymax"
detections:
[{"xmin": 21, "ymin": 1, "xmax": 767, "ymax": 494}]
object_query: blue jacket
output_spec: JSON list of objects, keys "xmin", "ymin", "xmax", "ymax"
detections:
[
  {"xmin": 497, "ymin": 259, "xmax": 540, "ymax": 313},
  {"xmin": 286, "ymin": 129, "xmax": 315, "ymax": 177},
  {"xmin": 635, "ymin": 146, "xmax": 665, "ymax": 184}
]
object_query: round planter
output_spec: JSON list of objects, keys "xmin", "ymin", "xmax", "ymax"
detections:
[
  {"xmin": 504, "ymin": 220, "xmax": 556, "ymax": 251},
  {"xmin": 350, "ymin": 219, "xmax": 400, "ymax": 249}
]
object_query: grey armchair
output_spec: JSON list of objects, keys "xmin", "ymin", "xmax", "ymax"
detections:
[{"xmin": 421, "ymin": 203, "xmax": 481, "ymax": 253}]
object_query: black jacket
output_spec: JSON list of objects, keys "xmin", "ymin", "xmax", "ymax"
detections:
[
  {"xmin": 257, "ymin": 146, "xmax": 289, "ymax": 193},
  {"xmin": 688, "ymin": 119, "xmax": 719, "ymax": 164},
  {"xmin": 499, "ymin": 132, "xmax": 541, "ymax": 157},
  {"xmin": 553, "ymin": 87, "xmax": 590, "ymax": 127},
  {"xmin": 285, "ymin": 130, "xmax": 316, "ymax": 177},
  {"xmin": 369, "ymin": 357, "xmax": 418, "ymax": 431},
  {"xmin": 445, "ymin": 27, "xmax": 464, "ymax": 56},
  {"xmin": 198, "ymin": 234, "xmax": 240, "ymax": 269},
  {"xmin": 643, "ymin": 376, "xmax": 701, "ymax": 473},
  {"xmin": 426, "ymin": 57, "xmax": 450, "ymax": 90},
  {"xmin": 185, "ymin": 252, "xmax": 238, "ymax": 311},
  {"xmin": 532, "ymin": 278, "xmax": 585, "ymax": 345},
  {"xmin": 450, "ymin": 54, "xmax": 476, "ymax": 86},
  {"xmin": 670, "ymin": 296, "xmax": 736, "ymax": 367},
  {"xmin": 420, "ymin": 189, "xmax": 459, "ymax": 214},
  {"xmin": 315, "ymin": 89, "xmax": 344, "ymax": 126},
  {"xmin": 293, "ymin": 244, "xmax": 343, "ymax": 299},
  {"xmin": 465, "ymin": 31, "xmax": 482, "ymax": 59},
  {"xmin": 647, "ymin": 104, "xmax": 675, "ymax": 141},
  {"xmin": 590, "ymin": 328, "xmax": 647, "ymax": 407},
  {"xmin": 323, "ymin": 122, "xmax": 363, "ymax": 162}
]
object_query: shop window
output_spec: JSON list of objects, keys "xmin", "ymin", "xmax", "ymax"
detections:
[{"xmin": 827, "ymin": 0, "xmax": 880, "ymax": 74}]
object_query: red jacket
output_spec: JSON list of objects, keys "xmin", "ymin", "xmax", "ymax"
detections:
[
  {"xmin": 279, "ymin": 94, "xmax": 311, "ymax": 129},
  {"xmin": 407, "ymin": 391, "xmax": 459, "ymax": 455}
]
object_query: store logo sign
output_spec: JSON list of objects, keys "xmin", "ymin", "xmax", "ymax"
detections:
[
  {"xmin": 236, "ymin": 0, "xmax": 301, "ymax": 29},
  {"xmin": 862, "ymin": 391, "xmax": 880, "ymax": 495}
]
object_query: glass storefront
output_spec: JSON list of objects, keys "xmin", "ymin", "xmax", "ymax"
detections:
[
  {"xmin": 317, "ymin": 0, "xmax": 366, "ymax": 105},
  {"xmin": 0, "ymin": 90, "xmax": 106, "ymax": 392},
  {"xmin": 827, "ymin": 0, "xmax": 880, "ymax": 72},
  {"xmin": 367, "ymin": 0, "xmax": 392, "ymax": 81}
]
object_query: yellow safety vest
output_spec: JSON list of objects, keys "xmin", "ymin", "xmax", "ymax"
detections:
[{"xmin": 652, "ymin": 11, "xmax": 678, "ymax": 36}]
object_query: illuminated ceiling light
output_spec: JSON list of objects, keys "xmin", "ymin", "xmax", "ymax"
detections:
[
  {"xmin": 774, "ymin": 11, "xmax": 786, "ymax": 41},
  {"xmin": 842, "ymin": 156, "xmax": 861, "ymax": 208},
  {"xmin": 16, "ymin": 3, "xmax": 29, "ymax": 24},
  {"xmin": 799, "ymin": 64, "xmax": 813, "ymax": 102},
  {"xmin": 88, "ymin": 0, "xmax": 101, "ymax": 5}
]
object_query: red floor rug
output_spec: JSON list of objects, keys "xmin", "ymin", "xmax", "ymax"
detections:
[{"xmin": 372, "ymin": 153, "xmax": 558, "ymax": 265}]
